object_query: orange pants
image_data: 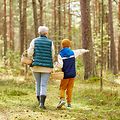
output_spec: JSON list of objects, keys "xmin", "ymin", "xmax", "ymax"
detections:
[{"xmin": 60, "ymin": 78, "xmax": 74, "ymax": 104}]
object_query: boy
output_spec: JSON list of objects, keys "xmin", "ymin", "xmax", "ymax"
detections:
[{"xmin": 57, "ymin": 39, "xmax": 89, "ymax": 108}]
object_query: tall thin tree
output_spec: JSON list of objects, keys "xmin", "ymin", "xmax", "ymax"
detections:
[
  {"xmin": 23, "ymin": 0, "xmax": 27, "ymax": 51},
  {"xmin": 19, "ymin": 0, "xmax": 24, "ymax": 55},
  {"xmin": 23, "ymin": 0, "xmax": 28, "ymax": 75},
  {"xmin": 38, "ymin": 0, "xmax": 43, "ymax": 25},
  {"xmin": 100, "ymin": 0, "xmax": 104, "ymax": 91},
  {"xmin": 58, "ymin": 0, "xmax": 62, "ymax": 51},
  {"xmin": 80, "ymin": 0, "xmax": 95, "ymax": 79},
  {"xmin": 53, "ymin": 0, "xmax": 58, "ymax": 59},
  {"xmin": 108, "ymin": 0, "xmax": 118, "ymax": 74},
  {"xmin": 9, "ymin": 0, "xmax": 14, "ymax": 50},
  {"xmin": 68, "ymin": 0, "xmax": 72, "ymax": 40},
  {"xmin": 63, "ymin": 0, "xmax": 66, "ymax": 37},
  {"xmin": 32, "ymin": 0, "xmax": 38, "ymax": 37},
  {"xmin": 118, "ymin": 0, "xmax": 120, "ymax": 71},
  {"xmin": 3, "ymin": 0, "xmax": 7, "ymax": 56}
]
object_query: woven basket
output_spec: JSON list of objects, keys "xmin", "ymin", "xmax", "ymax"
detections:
[
  {"xmin": 21, "ymin": 56, "xmax": 32, "ymax": 65},
  {"xmin": 51, "ymin": 71, "xmax": 64, "ymax": 80},
  {"xmin": 21, "ymin": 50, "xmax": 32, "ymax": 65}
]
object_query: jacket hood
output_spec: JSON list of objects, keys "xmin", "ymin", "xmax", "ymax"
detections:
[{"xmin": 60, "ymin": 48, "xmax": 74, "ymax": 58}]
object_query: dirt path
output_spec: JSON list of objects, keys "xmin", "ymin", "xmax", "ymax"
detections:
[
  {"xmin": 0, "ymin": 111, "xmax": 8, "ymax": 120},
  {"xmin": 0, "ymin": 108, "xmax": 78, "ymax": 120}
]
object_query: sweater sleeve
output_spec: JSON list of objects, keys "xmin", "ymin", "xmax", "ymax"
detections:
[
  {"xmin": 52, "ymin": 42, "xmax": 55, "ymax": 60},
  {"xmin": 27, "ymin": 39, "xmax": 35, "ymax": 57},
  {"xmin": 57, "ymin": 54, "xmax": 63, "ymax": 68},
  {"xmin": 73, "ymin": 49, "xmax": 89, "ymax": 58}
]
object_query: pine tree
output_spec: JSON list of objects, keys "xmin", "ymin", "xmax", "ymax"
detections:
[
  {"xmin": 3, "ymin": 0, "xmax": 7, "ymax": 56},
  {"xmin": 108, "ymin": 0, "xmax": 118, "ymax": 74},
  {"xmin": 38, "ymin": 0, "xmax": 43, "ymax": 25},
  {"xmin": 80, "ymin": 0, "xmax": 95, "ymax": 79},
  {"xmin": 118, "ymin": 0, "xmax": 120, "ymax": 71},
  {"xmin": 32, "ymin": 0, "xmax": 38, "ymax": 37},
  {"xmin": 9, "ymin": 0, "xmax": 14, "ymax": 50}
]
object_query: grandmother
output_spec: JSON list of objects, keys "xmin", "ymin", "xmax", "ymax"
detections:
[{"xmin": 28, "ymin": 26, "xmax": 55, "ymax": 109}]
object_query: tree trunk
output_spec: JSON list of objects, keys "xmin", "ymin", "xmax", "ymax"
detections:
[
  {"xmin": 23, "ymin": 0, "xmax": 28, "ymax": 75},
  {"xmin": 58, "ymin": 0, "xmax": 61, "ymax": 51},
  {"xmin": 80, "ymin": 0, "xmax": 95, "ymax": 79},
  {"xmin": 118, "ymin": 0, "xmax": 120, "ymax": 71},
  {"xmin": 68, "ymin": 0, "xmax": 72, "ymax": 41},
  {"xmin": 92, "ymin": 0, "xmax": 96, "ymax": 35},
  {"xmin": 92, "ymin": 0, "xmax": 100, "ymax": 35},
  {"xmin": 63, "ymin": 0, "xmax": 66, "ymax": 38},
  {"xmin": 19, "ymin": 0, "xmax": 24, "ymax": 55},
  {"xmin": 38, "ymin": 0, "xmax": 43, "ymax": 25},
  {"xmin": 3, "ymin": 0, "xmax": 7, "ymax": 56},
  {"xmin": 108, "ymin": 0, "xmax": 118, "ymax": 74},
  {"xmin": 100, "ymin": 0, "xmax": 104, "ymax": 91},
  {"xmin": 23, "ymin": 0, "xmax": 27, "ymax": 50},
  {"xmin": 9, "ymin": 0, "xmax": 14, "ymax": 50},
  {"xmin": 32, "ymin": 0, "xmax": 38, "ymax": 37},
  {"xmin": 53, "ymin": 0, "xmax": 57, "ymax": 59}
]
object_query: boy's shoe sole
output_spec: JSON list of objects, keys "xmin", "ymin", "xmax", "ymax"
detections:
[{"xmin": 57, "ymin": 101, "xmax": 65, "ymax": 109}]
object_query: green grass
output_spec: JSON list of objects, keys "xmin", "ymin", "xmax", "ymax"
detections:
[{"xmin": 0, "ymin": 76, "xmax": 120, "ymax": 120}]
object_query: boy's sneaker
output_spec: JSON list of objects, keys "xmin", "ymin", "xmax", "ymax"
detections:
[
  {"xmin": 57, "ymin": 100, "xmax": 65, "ymax": 108},
  {"xmin": 67, "ymin": 103, "xmax": 71, "ymax": 108}
]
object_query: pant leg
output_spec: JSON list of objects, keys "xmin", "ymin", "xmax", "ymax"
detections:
[
  {"xmin": 66, "ymin": 78, "xmax": 74, "ymax": 104},
  {"xmin": 40, "ymin": 73, "xmax": 50, "ymax": 96},
  {"xmin": 60, "ymin": 79, "xmax": 69, "ymax": 100},
  {"xmin": 33, "ymin": 72, "xmax": 41, "ymax": 96}
]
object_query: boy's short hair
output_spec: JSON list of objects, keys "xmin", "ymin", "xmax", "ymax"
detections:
[{"xmin": 61, "ymin": 39, "xmax": 71, "ymax": 48}]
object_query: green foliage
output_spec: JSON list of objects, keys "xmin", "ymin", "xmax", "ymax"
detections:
[
  {"xmin": 76, "ymin": 58, "xmax": 84, "ymax": 79},
  {"xmin": 3, "ymin": 89, "xmax": 28, "ymax": 96},
  {"xmin": 0, "ymin": 66, "xmax": 6, "ymax": 73},
  {"xmin": 87, "ymin": 76, "xmax": 101, "ymax": 82},
  {"xmin": 4, "ymin": 50, "xmax": 22, "ymax": 75},
  {"xmin": 93, "ymin": 32, "xmax": 109, "ymax": 62},
  {"xmin": 0, "ymin": 35, "xmax": 3, "ymax": 44},
  {"xmin": 79, "ymin": 89, "xmax": 119, "ymax": 106},
  {"xmin": 104, "ymin": 70, "xmax": 118, "ymax": 82},
  {"xmin": 76, "ymin": 58, "xmax": 84, "ymax": 69},
  {"xmin": 6, "ymin": 50, "xmax": 20, "ymax": 67}
]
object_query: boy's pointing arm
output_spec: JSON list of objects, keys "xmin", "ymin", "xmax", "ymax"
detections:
[{"xmin": 73, "ymin": 49, "xmax": 89, "ymax": 58}]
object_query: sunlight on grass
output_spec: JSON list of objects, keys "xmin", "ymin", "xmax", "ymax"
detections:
[
  {"xmin": 3, "ymin": 89, "xmax": 28, "ymax": 96},
  {"xmin": 0, "ymin": 76, "xmax": 120, "ymax": 120}
]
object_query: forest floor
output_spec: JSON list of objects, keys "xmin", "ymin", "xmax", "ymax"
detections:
[{"xmin": 0, "ymin": 74, "xmax": 120, "ymax": 120}]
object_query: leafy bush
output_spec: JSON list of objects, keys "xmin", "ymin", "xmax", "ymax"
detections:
[
  {"xmin": 6, "ymin": 50, "xmax": 21, "ymax": 68},
  {"xmin": 76, "ymin": 58, "xmax": 84, "ymax": 79},
  {"xmin": 2, "ymin": 50, "xmax": 24, "ymax": 75}
]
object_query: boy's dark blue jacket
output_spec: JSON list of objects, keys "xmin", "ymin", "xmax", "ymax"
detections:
[{"xmin": 60, "ymin": 48, "xmax": 76, "ymax": 79}]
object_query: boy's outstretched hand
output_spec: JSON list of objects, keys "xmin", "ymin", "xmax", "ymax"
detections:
[{"xmin": 85, "ymin": 50, "xmax": 89, "ymax": 52}]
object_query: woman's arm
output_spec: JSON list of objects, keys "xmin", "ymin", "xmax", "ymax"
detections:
[
  {"xmin": 27, "ymin": 39, "xmax": 35, "ymax": 57},
  {"xmin": 52, "ymin": 42, "xmax": 55, "ymax": 59}
]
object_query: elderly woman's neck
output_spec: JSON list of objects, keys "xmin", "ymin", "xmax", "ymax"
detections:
[{"xmin": 40, "ymin": 34, "xmax": 47, "ymax": 37}]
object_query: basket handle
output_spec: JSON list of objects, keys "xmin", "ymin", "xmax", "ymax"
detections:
[{"xmin": 22, "ymin": 50, "xmax": 28, "ymax": 56}]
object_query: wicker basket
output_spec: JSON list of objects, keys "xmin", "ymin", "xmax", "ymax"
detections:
[
  {"xmin": 50, "ymin": 71, "xmax": 64, "ymax": 80},
  {"xmin": 21, "ymin": 50, "xmax": 32, "ymax": 65},
  {"xmin": 21, "ymin": 56, "xmax": 32, "ymax": 65}
]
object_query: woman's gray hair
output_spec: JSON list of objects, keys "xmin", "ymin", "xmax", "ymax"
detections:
[{"xmin": 38, "ymin": 26, "xmax": 49, "ymax": 35}]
